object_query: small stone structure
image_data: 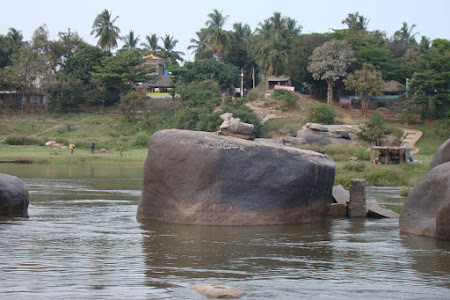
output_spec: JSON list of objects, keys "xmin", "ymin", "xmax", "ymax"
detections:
[
  {"xmin": 190, "ymin": 284, "xmax": 246, "ymax": 299},
  {"xmin": 217, "ymin": 112, "xmax": 255, "ymax": 140},
  {"xmin": 349, "ymin": 179, "xmax": 367, "ymax": 218},
  {"xmin": 329, "ymin": 182, "xmax": 399, "ymax": 219}
]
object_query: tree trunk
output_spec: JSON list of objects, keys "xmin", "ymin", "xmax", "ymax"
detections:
[
  {"xmin": 362, "ymin": 96, "xmax": 367, "ymax": 118},
  {"xmin": 326, "ymin": 79, "xmax": 333, "ymax": 105}
]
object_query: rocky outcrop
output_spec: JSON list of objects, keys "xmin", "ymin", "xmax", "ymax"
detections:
[
  {"xmin": 0, "ymin": 173, "xmax": 29, "ymax": 217},
  {"xmin": 137, "ymin": 129, "xmax": 336, "ymax": 225},
  {"xmin": 280, "ymin": 123, "xmax": 358, "ymax": 146},
  {"xmin": 400, "ymin": 138, "xmax": 450, "ymax": 240},
  {"xmin": 429, "ymin": 138, "xmax": 450, "ymax": 171},
  {"xmin": 190, "ymin": 284, "xmax": 245, "ymax": 299}
]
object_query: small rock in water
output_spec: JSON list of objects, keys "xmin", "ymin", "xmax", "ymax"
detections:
[{"xmin": 190, "ymin": 284, "xmax": 246, "ymax": 299}]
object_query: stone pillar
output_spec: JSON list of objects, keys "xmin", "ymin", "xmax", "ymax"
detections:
[{"xmin": 349, "ymin": 179, "xmax": 367, "ymax": 218}]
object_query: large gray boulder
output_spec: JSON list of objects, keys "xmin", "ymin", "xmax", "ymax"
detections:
[
  {"xmin": 429, "ymin": 138, "xmax": 450, "ymax": 171},
  {"xmin": 137, "ymin": 129, "xmax": 336, "ymax": 225},
  {"xmin": 0, "ymin": 173, "xmax": 29, "ymax": 217},
  {"xmin": 400, "ymin": 139, "xmax": 450, "ymax": 240}
]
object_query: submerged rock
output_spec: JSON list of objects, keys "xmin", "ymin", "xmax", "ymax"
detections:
[
  {"xmin": 190, "ymin": 284, "xmax": 246, "ymax": 299},
  {"xmin": 0, "ymin": 173, "xmax": 29, "ymax": 217},
  {"xmin": 137, "ymin": 129, "xmax": 336, "ymax": 225}
]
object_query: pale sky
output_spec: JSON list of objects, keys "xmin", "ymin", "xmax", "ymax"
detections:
[{"xmin": 1, "ymin": 0, "xmax": 449, "ymax": 61}]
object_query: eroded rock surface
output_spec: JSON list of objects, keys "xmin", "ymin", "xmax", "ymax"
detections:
[
  {"xmin": 0, "ymin": 173, "xmax": 29, "ymax": 217},
  {"xmin": 137, "ymin": 129, "xmax": 335, "ymax": 225}
]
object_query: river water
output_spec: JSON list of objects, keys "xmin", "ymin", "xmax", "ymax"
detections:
[{"xmin": 0, "ymin": 163, "xmax": 449, "ymax": 299}]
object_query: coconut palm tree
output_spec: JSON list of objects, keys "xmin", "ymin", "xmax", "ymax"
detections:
[
  {"xmin": 342, "ymin": 12, "xmax": 370, "ymax": 31},
  {"xmin": 121, "ymin": 30, "xmax": 140, "ymax": 51},
  {"xmin": 160, "ymin": 34, "xmax": 184, "ymax": 66},
  {"xmin": 204, "ymin": 9, "xmax": 231, "ymax": 58},
  {"xmin": 141, "ymin": 34, "xmax": 160, "ymax": 55},
  {"xmin": 188, "ymin": 29, "xmax": 212, "ymax": 60},
  {"xmin": 90, "ymin": 9, "xmax": 121, "ymax": 51}
]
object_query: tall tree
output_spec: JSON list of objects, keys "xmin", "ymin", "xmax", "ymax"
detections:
[
  {"xmin": 91, "ymin": 9, "xmax": 121, "ymax": 51},
  {"xmin": 121, "ymin": 30, "xmax": 140, "ymax": 51},
  {"xmin": 389, "ymin": 22, "xmax": 418, "ymax": 57},
  {"xmin": 204, "ymin": 9, "xmax": 232, "ymax": 58},
  {"xmin": 344, "ymin": 63, "xmax": 384, "ymax": 118},
  {"xmin": 342, "ymin": 12, "xmax": 370, "ymax": 31},
  {"xmin": 253, "ymin": 12, "xmax": 301, "ymax": 76},
  {"xmin": 160, "ymin": 34, "xmax": 184, "ymax": 66},
  {"xmin": 308, "ymin": 39, "xmax": 356, "ymax": 105},
  {"xmin": 141, "ymin": 34, "xmax": 160, "ymax": 55},
  {"xmin": 188, "ymin": 29, "xmax": 213, "ymax": 60}
]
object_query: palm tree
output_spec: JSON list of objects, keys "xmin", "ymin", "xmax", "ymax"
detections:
[
  {"xmin": 394, "ymin": 22, "xmax": 418, "ymax": 43},
  {"xmin": 254, "ymin": 35, "xmax": 288, "ymax": 76},
  {"xmin": 141, "ymin": 34, "xmax": 160, "ymax": 55},
  {"xmin": 90, "ymin": 9, "xmax": 121, "ymax": 51},
  {"xmin": 121, "ymin": 30, "xmax": 140, "ymax": 51},
  {"xmin": 188, "ymin": 29, "xmax": 212, "ymax": 60},
  {"xmin": 160, "ymin": 34, "xmax": 184, "ymax": 66},
  {"xmin": 204, "ymin": 9, "xmax": 232, "ymax": 57},
  {"xmin": 342, "ymin": 12, "xmax": 370, "ymax": 31}
]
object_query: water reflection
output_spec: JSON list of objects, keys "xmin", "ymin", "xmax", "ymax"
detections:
[{"xmin": 0, "ymin": 163, "xmax": 448, "ymax": 299}]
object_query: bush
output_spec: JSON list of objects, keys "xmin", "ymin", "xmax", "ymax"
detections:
[
  {"xmin": 308, "ymin": 103, "xmax": 335, "ymax": 124},
  {"xmin": 4, "ymin": 135, "xmax": 42, "ymax": 146},
  {"xmin": 246, "ymin": 83, "xmax": 266, "ymax": 101},
  {"xmin": 271, "ymin": 89, "xmax": 298, "ymax": 109},
  {"xmin": 133, "ymin": 131, "xmax": 150, "ymax": 148}
]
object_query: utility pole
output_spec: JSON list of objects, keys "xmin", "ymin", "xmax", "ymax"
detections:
[
  {"xmin": 240, "ymin": 69, "xmax": 244, "ymax": 98},
  {"xmin": 252, "ymin": 67, "xmax": 255, "ymax": 89}
]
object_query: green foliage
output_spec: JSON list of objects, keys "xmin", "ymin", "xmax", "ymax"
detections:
[
  {"xmin": 218, "ymin": 98, "xmax": 264, "ymax": 137},
  {"xmin": 308, "ymin": 103, "xmax": 335, "ymax": 124},
  {"xmin": 4, "ymin": 135, "xmax": 42, "ymax": 146},
  {"xmin": 357, "ymin": 112, "xmax": 389, "ymax": 145},
  {"xmin": 173, "ymin": 59, "xmax": 240, "ymax": 90},
  {"xmin": 246, "ymin": 83, "xmax": 266, "ymax": 101},
  {"xmin": 262, "ymin": 117, "xmax": 304, "ymax": 138},
  {"xmin": 344, "ymin": 63, "xmax": 384, "ymax": 118},
  {"xmin": 120, "ymin": 89, "xmax": 147, "ymax": 116},
  {"xmin": 271, "ymin": 89, "xmax": 298, "ymax": 109},
  {"xmin": 133, "ymin": 131, "xmax": 150, "ymax": 148}
]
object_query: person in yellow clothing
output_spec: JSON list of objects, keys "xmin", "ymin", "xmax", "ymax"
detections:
[{"xmin": 69, "ymin": 143, "xmax": 75, "ymax": 155}]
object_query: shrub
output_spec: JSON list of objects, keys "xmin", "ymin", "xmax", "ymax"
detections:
[
  {"xmin": 246, "ymin": 83, "xmax": 266, "ymax": 101},
  {"xmin": 271, "ymin": 89, "xmax": 298, "ymax": 109},
  {"xmin": 308, "ymin": 103, "xmax": 335, "ymax": 124},
  {"xmin": 4, "ymin": 135, "xmax": 42, "ymax": 146},
  {"xmin": 133, "ymin": 131, "xmax": 150, "ymax": 148}
]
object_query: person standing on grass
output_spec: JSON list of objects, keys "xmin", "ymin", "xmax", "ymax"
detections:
[
  {"xmin": 120, "ymin": 145, "xmax": 123, "ymax": 158},
  {"xmin": 91, "ymin": 143, "xmax": 95, "ymax": 154}
]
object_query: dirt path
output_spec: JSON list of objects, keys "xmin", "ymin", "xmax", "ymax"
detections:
[{"xmin": 401, "ymin": 129, "xmax": 423, "ymax": 154}]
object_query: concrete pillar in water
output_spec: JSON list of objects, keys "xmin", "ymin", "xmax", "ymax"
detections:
[{"xmin": 349, "ymin": 179, "xmax": 367, "ymax": 218}]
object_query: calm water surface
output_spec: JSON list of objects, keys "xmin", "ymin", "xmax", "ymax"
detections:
[{"xmin": 0, "ymin": 163, "xmax": 449, "ymax": 299}]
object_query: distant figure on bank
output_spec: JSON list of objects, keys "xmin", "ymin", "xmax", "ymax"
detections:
[
  {"xmin": 91, "ymin": 143, "xmax": 95, "ymax": 154},
  {"xmin": 120, "ymin": 145, "xmax": 123, "ymax": 158},
  {"xmin": 69, "ymin": 143, "xmax": 75, "ymax": 155}
]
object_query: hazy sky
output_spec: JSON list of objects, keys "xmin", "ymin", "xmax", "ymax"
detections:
[{"xmin": 1, "ymin": 0, "xmax": 449, "ymax": 61}]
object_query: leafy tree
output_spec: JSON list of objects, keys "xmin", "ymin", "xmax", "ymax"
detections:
[
  {"xmin": 388, "ymin": 22, "xmax": 418, "ymax": 57},
  {"xmin": 91, "ymin": 9, "xmax": 121, "ymax": 51},
  {"xmin": 287, "ymin": 33, "xmax": 331, "ymax": 86},
  {"xmin": 204, "ymin": 9, "xmax": 232, "ymax": 58},
  {"xmin": 308, "ymin": 39, "xmax": 356, "ymax": 105},
  {"xmin": 91, "ymin": 49, "xmax": 155, "ymax": 109},
  {"xmin": 120, "ymin": 88, "xmax": 147, "ymax": 117},
  {"xmin": 141, "ymin": 34, "xmax": 160, "ymax": 55},
  {"xmin": 344, "ymin": 63, "xmax": 384, "ymax": 118},
  {"xmin": 357, "ymin": 112, "xmax": 389, "ymax": 146},
  {"xmin": 341, "ymin": 12, "xmax": 370, "ymax": 31},
  {"xmin": 121, "ymin": 30, "xmax": 140, "ymax": 51},
  {"xmin": 0, "ymin": 28, "xmax": 24, "ymax": 68},
  {"xmin": 408, "ymin": 38, "xmax": 450, "ymax": 119},
  {"xmin": 172, "ymin": 59, "xmax": 239, "ymax": 90}
]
